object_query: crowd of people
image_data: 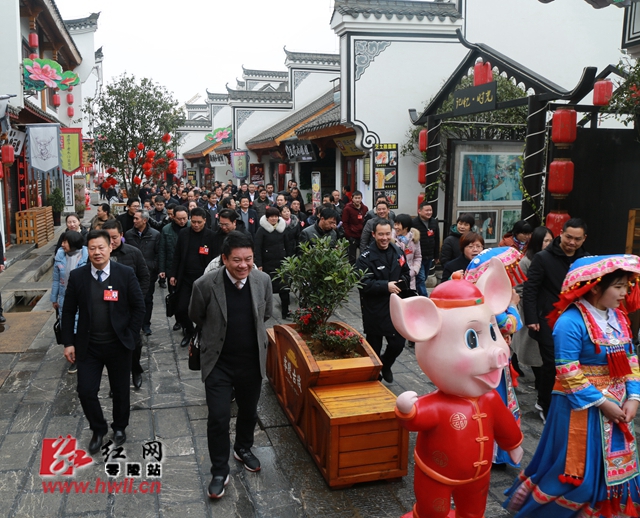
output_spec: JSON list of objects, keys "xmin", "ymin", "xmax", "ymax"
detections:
[{"xmin": 57, "ymin": 178, "xmax": 640, "ymax": 514}]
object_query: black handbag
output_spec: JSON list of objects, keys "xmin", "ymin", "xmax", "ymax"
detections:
[
  {"xmin": 165, "ymin": 291, "xmax": 177, "ymax": 317},
  {"xmin": 53, "ymin": 313, "xmax": 63, "ymax": 344},
  {"xmin": 188, "ymin": 330, "xmax": 201, "ymax": 371}
]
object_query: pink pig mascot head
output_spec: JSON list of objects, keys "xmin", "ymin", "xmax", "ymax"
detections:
[{"xmin": 390, "ymin": 257, "xmax": 524, "ymax": 518}]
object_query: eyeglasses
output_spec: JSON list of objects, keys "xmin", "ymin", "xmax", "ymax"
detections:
[{"xmin": 466, "ymin": 244, "xmax": 484, "ymax": 251}]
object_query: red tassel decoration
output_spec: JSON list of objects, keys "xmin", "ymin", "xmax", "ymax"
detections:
[
  {"xmin": 626, "ymin": 494, "xmax": 639, "ymax": 517},
  {"xmin": 599, "ymin": 499, "xmax": 613, "ymax": 518},
  {"xmin": 620, "ymin": 423, "xmax": 635, "ymax": 444},
  {"xmin": 509, "ymin": 363, "xmax": 519, "ymax": 387},
  {"xmin": 607, "ymin": 345, "xmax": 633, "ymax": 378},
  {"xmin": 625, "ymin": 281, "xmax": 640, "ymax": 314},
  {"xmin": 613, "ymin": 495, "xmax": 623, "ymax": 515}
]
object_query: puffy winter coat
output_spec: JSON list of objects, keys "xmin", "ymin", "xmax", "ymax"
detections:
[
  {"xmin": 254, "ymin": 216, "xmax": 294, "ymax": 274},
  {"xmin": 394, "ymin": 228, "xmax": 422, "ymax": 290}
]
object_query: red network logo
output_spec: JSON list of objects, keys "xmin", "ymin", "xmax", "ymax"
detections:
[{"xmin": 39, "ymin": 435, "xmax": 93, "ymax": 477}]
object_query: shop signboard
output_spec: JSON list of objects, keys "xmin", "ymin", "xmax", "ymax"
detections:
[
  {"xmin": 373, "ymin": 143, "xmax": 399, "ymax": 209},
  {"xmin": 63, "ymin": 175, "xmax": 74, "ymax": 206},
  {"xmin": 334, "ymin": 136, "xmax": 363, "ymax": 156},
  {"xmin": 7, "ymin": 128, "xmax": 26, "ymax": 155},
  {"xmin": 60, "ymin": 128, "xmax": 83, "ymax": 175},
  {"xmin": 209, "ymin": 152, "xmax": 228, "ymax": 167},
  {"xmin": 311, "ymin": 172, "xmax": 321, "ymax": 209},
  {"xmin": 284, "ymin": 140, "xmax": 316, "ymax": 162},
  {"xmin": 453, "ymin": 82, "xmax": 497, "ymax": 117},
  {"xmin": 231, "ymin": 150, "xmax": 248, "ymax": 179},
  {"xmin": 250, "ymin": 163, "xmax": 265, "ymax": 185}
]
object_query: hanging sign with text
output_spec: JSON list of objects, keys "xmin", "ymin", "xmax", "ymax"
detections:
[{"xmin": 453, "ymin": 82, "xmax": 497, "ymax": 116}]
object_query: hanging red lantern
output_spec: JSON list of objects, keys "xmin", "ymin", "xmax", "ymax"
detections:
[
  {"xmin": 546, "ymin": 211, "xmax": 570, "ymax": 238},
  {"xmin": 67, "ymin": 85, "xmax": 73, "ymax": 92},
  {"xmin": 2, "ymin": 144, "xmax": 15, "ymax": 165},
  {"xmin": 548, "ymin": 158, "xmax": 574, "ymax": 198},
  {"xmin": 162, "ymin": 133, "xmax": 171, "ymax": 143},
  {"xmin": 52, "ymin": 93, "xmax": 61, "ymax": 107},
  {"xmin": 146, "ymin": 150, "xmax": 156, "ymax": 159},
  {"xmin": 204, "ymin": 167, "xmax": 211, "ymax": 176},
  {"xmin": 29, "ymin": 53, "xmax": 38, "ymax": 60},
  {"xmin": 278, "ymin": 163, "xmax": 287, "ymax": 176},
  {"xmin": 66, "ymin": 93, "xmax": 74, "ymax": 105},
  {"xmin": 128, "ymin": 149, "xmax": 136, "ymax": 160},
  {"xmin": 102, "ymin": 182, "xmax": 109, "ymax": 190},
  {"xmin": 473, "ymin": 60, "xmax": 492, "ymax": 86},
  {"xmin": 417, "ymin": 193, "xmax": 426, "ymax": 211},
  {"xmin": 133, "ymin": 176, "xmax": 142, "ymax": 185},
  {"xmin": 0, "ymin": 168, "xmax": 4, "ymax": 180},
  {"xmin": 29, "ymin": 32, "xmax": 39, "ymax": 48},
  {"xmin": 593, "ymin": 79, "xmax": 613, "ymax": 106},
  {"xmin": 142, "ymin": 162, "xmax": 152, "ymax": 171},
  {"xmin": 67, "ymin": 106, "xmax": 74, "ymax": 118},
  {"xmin": 166, "ymin": 150, "xmax": 175, "ymax": 159},
  {"xmin": 418, "ymin": 162, "xmax": 427, "ymax": 185},
  {"xmin": 551, "ymin": 108, "xmax": 577, "ymax": 148},
  {"xmin": 418, "ymin": 129, "xmax": 428, "ymax": 153},
  {"xmin": 137, "ymin": 142, "xmax": 145, "ymax": 151}
]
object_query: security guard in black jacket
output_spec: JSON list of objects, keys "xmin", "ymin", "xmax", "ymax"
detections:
[
  {"xmin": 356, "ymin": 218, "xmax": 410, "ymax": 384},
  {"xmin": 103, "ymin": 220, "xmax": 150, "ymax": 389}
]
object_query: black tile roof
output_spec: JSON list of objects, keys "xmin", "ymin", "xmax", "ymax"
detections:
[
  {"xmin": 226, "ymin": 87, "xmax": 292, "ymax": 103},
  {"xmin": 242, "ymin": 66, "xmax": 289, "ymax": 79},
  {"xmin": 296, "ymin": 104, "xmax": 342, "ymax": 135},
  {"xmin": 284, "ymin": 48, "xmax": 340, "ymax": 66},
  {"xmin": 206, "ymin": 91, "xmax": 229, "ymax": 102},
  {"xmin": 333, "ymin": 0, "xmax": 461, "ymax": 21},
  {"xmin": 64, "ymin": 12, "xmax": 100, "ymax": 31}
]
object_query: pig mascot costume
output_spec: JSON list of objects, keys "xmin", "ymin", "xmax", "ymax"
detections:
[{"xmin": 391, "ymin": 257, "xmax": 524, "ymax": 518}]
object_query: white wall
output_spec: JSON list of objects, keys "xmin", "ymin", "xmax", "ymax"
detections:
[
  {"xmin": 292, "ymin": 70, "xmax": 339, "ymax": 108},
  {"xmin": 0, "ymin": 2, "xmax": 23, "ymax": 107}
]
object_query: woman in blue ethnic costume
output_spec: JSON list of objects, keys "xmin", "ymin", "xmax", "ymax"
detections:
[
  {"xmin": 466, "ymin": 247, "xmax": 527, "ymax": 467},
  {"xmin": 504, "ymin": 254, "xmax": 640, "ymax": 517}
]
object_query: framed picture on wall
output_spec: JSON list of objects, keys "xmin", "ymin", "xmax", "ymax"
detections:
[
  {"xmin": 454, "ymin": 142, "xmax": 524, "ymax": 206},
  {"xmin": 458, "ymin": 210, "xmax": 498, "ymax": 244},
  {"xmin": 501, "ymin": 209, "xmax": 522, "ymax": 237}
]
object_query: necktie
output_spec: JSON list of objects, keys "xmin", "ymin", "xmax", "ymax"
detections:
[
  {"xmin": 96, "ymin": 270, "xmax": 103, "ymax": 282},
  {"xmin": 235, "ymin": 280, "xmax": 243, "ymax": 290}
]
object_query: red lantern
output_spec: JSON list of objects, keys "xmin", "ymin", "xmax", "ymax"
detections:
[
  {"xmin": 546, "ymin": 211, "xmax": 570, "ymax": 239},
  {"xmin": 418, "ymin": 129, "xmax": 428, "ymax": 153},
  {"xmin": 102, "ymin": 182, "xmax": 109, "ymax": 190},
  {"xmin": 2, "ymin": 144, "xmax": 14, "ymax": 164},
  {"xmin": 142, "ymin": 162, "xmax": 152, "ymax": 171},
  {"xmin": 68, "ymin": 85, "xmax": 73, "ymax": 92},
  {"xmin": 29, "ymin": 32, "xmax": 39, "ymax": 48},
  {"xmin": 548, "ymin": 159, "xmax": 574, "ymax": 198},
  {"xmin": 133, "ymin": 176, "xmax": 142, "ymax": 186},
  {"xmin": 137, "ymin": 143, "xmax": 145, "ymax": 151},
  {"xmin": 52, "ymin": 93, "xmax": 61, "ymax": 107},
  {"xmin": 162, "ymin": 133, "xmax": 171, "ymax": 143},
  {"xmin": 418, "ymin": 162, "xmax": 427, "ymax": 185},
  {"xmin": 128, "ymin": 149, "xmax": 136, "ymax": 160},
  {"xmin": 204, "ymin": 167, "xmax": 211, "ymax": 176},
  {"xmin": 166, "ymin": 150, "xmax": 175, "ymax": 159},
  {"xmin": 0, "ymin": 168, "xmax": 4, "ymax": 180},
  {"xmin": 67, "ymin": 106, "xmax": 74, "ymax": 118},
  {"xmin": 146, "ymin": 150, "xmax": 156, "ymax": 159},
  {"xmin": 66, "ymin": 93, "xmax": 74, "ymax": 105},
  {"xmin": 278, "ymin": 163, "xmax": 287, "ymax": 176},
  {"xmin": 551, "ymin": 108, "xmax": 577, "ymax": 147},
  {"xmin": 29, "ymin": 53, "xmax": 38, "ymax": 60},
  {"xmin": 473, "ymin": 60, "xmax": 492, "ymax": 86},
  {"xmin": 417, "ymin": 193, "xmax": 426, "ymax": 211},
  {"xmin": 593, "ymin": 79, "xmax": 613, "ymax": 107}
]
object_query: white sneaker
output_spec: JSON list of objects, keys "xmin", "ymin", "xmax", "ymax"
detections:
[
  {"xmin": 534, "ymin": 402, "xmax": 543, "ymax": 412},
  {"xmin": 538, "ymin": 410, "xmax": 546, "ymax": 424}
]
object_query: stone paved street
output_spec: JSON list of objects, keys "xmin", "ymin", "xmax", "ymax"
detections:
[{"xmin": 0, "ymin": 218, "xmax": 548, "ymax": 517}]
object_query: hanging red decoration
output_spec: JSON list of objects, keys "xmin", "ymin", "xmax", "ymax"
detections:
[
  {"xmin": 52, "ymin": 94, "xmax": 61, "ymax": 107},
  {"xmin": 417, "ymin": 193, "xmax": 426, "ymax": 211},
  {"xmin": 66, "ymin": 93, "xmax": 74, "ymax": 105},
  {"xmin": 162, "ymin": 133, "xmax": 171, "ymax": 143},
  {"xmin": 106, "ymin": 167, "xmax": 117, "ymax": 174},
  {"xmin": 128, "ymin": 150, "xmax": 136, "ymax": 160},
  {"xmin": 548, "ymin": 158, "xmax": 574, "ymax": 198},
  {"xmin": 142, "ymin": 162, "xmax": 152, "ymax": 171},
  {"xmin": 29, "ymin": 53, "xmax": 38, "ymax": 60},
  {"xmin": 133, "ymin": 176, "xmax": 142, "ymax": 185},
  {"xmin": 204, "ymin": 167, "xmax": 211, "ymax": 176},
  {"xmin": 146, "ymin": 150, "xmax": 156, "ymax": 159},
  {"xmin": 278, "ymin": 163, "xmax": 287, "ymax": 176},
  {"xmin": 546, "ymin": 211, "xmax": 571, "ymax": 238},
  {"xmin": 67, "ymin": 106, "xmax": 74, "ymax": 118},
  {"xmin": 593, "ymin": 79, "xmax": 613, "ymax": 106},
  {"xmin": 143, "ymin": 170, "xmax": 152, "ymax": 177},
  {"xmin": 418, "ymin": 129, "xmax": 428, "ymax": 153},
  {"xmin": 418, "ymin": 162, "xmax": 427, "ymax": 185},
  {"xmin": 67, "ymin": 85, "xmax": 73, "ymax": 92},
  {"xmin": 29, "ymin": 32, "xmax": 39, "ymax": 48},
  {"xmin": 137, "ymin": 142, "xmax": 145, "ymax": 151},
  {"xmin": 1, "ymin": 144, "xmax": 14, "ymax": 165},
  {"xmin": 102, "ymin": 182, "xmax": 109, "ymax": 190},
  {"xmin": 473, "ymin": 60, "xmax": 493, "ymax": 86},
  {"xmin": 166, "ymin": 150, "xmax": 175, "ymax": 159},
  {"xmin": 0, "ymin": 168, "xmax": 4, "ymax": 180},
  {"xmin": 551, "ymin": 108, "xmax": 577, "ymax": 148}
]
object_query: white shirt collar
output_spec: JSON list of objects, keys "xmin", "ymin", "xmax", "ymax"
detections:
[
  {"xmin": 580, "ymin": 298, "xmax": 623, "ymax": 334},
  {"xmin": 91, "ymin": 261, "xmax": 111, "ymax": 281},
  {"xmin": 225, "ymin": 268, "xmax": 247, "ymax": 288}
]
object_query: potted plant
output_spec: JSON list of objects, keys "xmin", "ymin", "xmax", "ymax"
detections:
[
  {"xmin": 48, "ymin": 188, "xmax": 65, "ymax": 226},
  {"xmin": 268, "ymin": 237, "xmax": 408, "ymax": 488}
]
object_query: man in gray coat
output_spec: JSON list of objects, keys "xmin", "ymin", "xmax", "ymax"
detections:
[{"xmin": 189, "ymin": 231, "xmax": 273, "ymax": 500}]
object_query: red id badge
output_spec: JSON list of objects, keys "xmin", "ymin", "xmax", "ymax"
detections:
[
  {"xmin": 104, "ymin": 289, "xmax": 119, "ymax": 302},
  {"xmin": 357, "ymin": 214, "xmax": 363, "ymax": 219},
  {"xmin": 199, "ymin": 246, "xmax": 209, "ymax": 255},
  {"xmin": 427, "ymin": 229, "xmax": 434, "ymax": 237}
]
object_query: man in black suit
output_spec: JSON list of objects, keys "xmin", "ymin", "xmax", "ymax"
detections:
[
  {"xmin": 61, "ymin": 230, "xmax": 146, "ymax": 454},
  {"xmin": 236, "ymin": 197, "xmax": 257, "ymax": 236}
]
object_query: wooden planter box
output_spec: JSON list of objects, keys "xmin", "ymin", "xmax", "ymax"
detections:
[
  {"xmin": 266, "ymin": 322, "xmax": 408, "ymax": 488},
  {"xmin": 16, "ymin": 206, "xmax": 54, "ymax": 247}
]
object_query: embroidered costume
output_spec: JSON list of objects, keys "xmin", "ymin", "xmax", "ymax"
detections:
[{"xmin": 504, "ymin": 254, "xmax": 640, "ymax": 517}]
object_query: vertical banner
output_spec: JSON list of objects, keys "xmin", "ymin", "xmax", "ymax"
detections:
[
  {"xmin": 231, "ymin": 151, "xmax": 248, "ymax": 180},
  {"xmin": 249, "ymin": 163, "xmax": 265, "ymax": 185},
  {"xmin": 63, "ymin": 175, "xmax": 74, "ymax": 206},
  {"xmin": 60, "ymin": 128, "xmax": 83, "ymax": 176},
  {"xmin": 311, "ymin": 171, "xmax": 321, "ymax": 210},
  {"xmin": 26, "ymin": 124, "xmax": 61, "ymax": 176},
  {"xmin": 373, "ymin": 143, "xmax": 398, "ymax": 209}
]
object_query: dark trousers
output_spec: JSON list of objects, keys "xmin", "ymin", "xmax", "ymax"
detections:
[
  {"xmin": 77, "ymin": 341, "xmax": 133, "ymax": 435},
  {"xmin": 537, "ymin": 341, "xmax": 556, "ymax": 417},
  {"xmin": 175, "ymin": 281, "xmax": 195, "ymax": 335},
  {"xmin": 131, "ymin": 334, "xmax": 143, "ymax": 374},
  {"xmin": 143, "ymin": 274, "xmax": 158, "ymax": 328},
  {"xmin": 347, "ymin": 237, "xmax": 360, "ymax": 265},
  {"xmin": 366, "ymin": 333, "xmax": 406, "ymax": 371},
  {"xmin": 205, "ymin": 360, "xmax": 262, "ymax": 477},
  {"xmin": 415, "ymin": 258, "xmax": 433, "ymax": 297}
]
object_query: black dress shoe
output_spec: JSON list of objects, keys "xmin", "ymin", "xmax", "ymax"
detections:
[
  {"xmin": 132, "ymin": 372, "xmax": 142, "ymax": 389},
  {"xmin": 207, "ymin": 474, "xmax": 229, "ymax": 499},
  {"xmin": 114, "ymin": 430, "xmax": 126, "ymax": 446},
  {"xmin": 173, "ymin": 322, "xmax": 182, "ymax": 331},
  {"xmin": 0, "ymin": 315, "xmax": 6, "ymax": 324},
  {"xmin": 180, "ymin": 335, "xmax": 191, "ymax": 348},
  {"xmin": 88, "ymin": 432, "xmax": 105, "ymax": 455},
  {"xmin": 381, "ymin": 366, "xmax": 394, "ymax": 383}
]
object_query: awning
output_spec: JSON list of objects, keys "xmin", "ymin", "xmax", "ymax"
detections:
[{"xmin": 182, "ymin": 139, "xmax": 220, "ymax": 160}]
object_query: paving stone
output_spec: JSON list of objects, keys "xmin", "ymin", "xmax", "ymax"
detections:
[
  {"xmin": 0, "ymin": 370, "xmax": 34, "ymax": 392},
  {"xmin": 157, "ymin": 455, "xmax": 203, "ymax": 504},
  {"xmin": 64, "ymin": 483, "xmax": 110, "ymax": 514},
  {"xmin": 33, "ymin": 359, "xmax": 67, "ymax": 380},
  {"xmin": 0, "ymin": 393, "xmax": 22, "ymax": 417},
  {"xmin": 153, "ymin": 407, "xmax": 191, "ymax": 439},
  {"xmin": 10, "ymin": 402, "xmax": 49, "ymax": 433},
  {"xmin": 22, "ymin": 377, "xmax": 60, "ymax": 404},
  {"xmin": 13, "ymin": 490, "xmax": 63, "ymax": 517}
]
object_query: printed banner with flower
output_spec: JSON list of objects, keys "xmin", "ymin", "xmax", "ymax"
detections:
[
  {"xmin": 205, "ymin": 127, "xmax": 232, "ymax": 143},
  {"xmin": 23, "ymin": 58, "xmax": 80, "ymax": 92}
]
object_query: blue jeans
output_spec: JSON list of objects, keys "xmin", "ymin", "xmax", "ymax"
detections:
[{"xmin": 416, "ymin": 258, "xmax": 433, "ymax": 297}]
